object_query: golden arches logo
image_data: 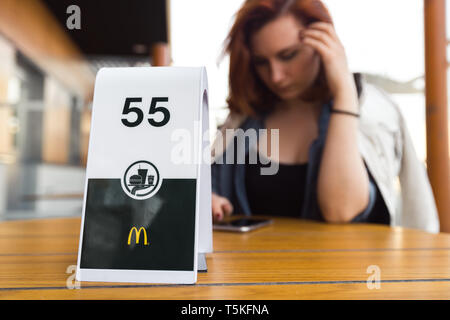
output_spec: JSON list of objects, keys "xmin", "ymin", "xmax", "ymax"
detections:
[{"xmin": 127, "ymin": 226, "xmax": 149, "ymax": 245}]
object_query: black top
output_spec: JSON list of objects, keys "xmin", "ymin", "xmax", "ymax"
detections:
[
  {"xmin": 245, "ymin": 155, "xmax": 308, "ymax": 217},
  {"xmin": 244, "ymin": 153, "xmax": 390, "ymax": 224}
]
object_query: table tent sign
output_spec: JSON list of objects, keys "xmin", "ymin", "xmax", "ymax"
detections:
[{"xmin": 76, "ymin": 67, "xmax": 212, "ymax": 284}]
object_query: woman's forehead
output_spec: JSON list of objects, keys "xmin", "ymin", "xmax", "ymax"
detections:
[{"xmin": 249, "ymin": 14, "xmax": 306, "ymax": 56}]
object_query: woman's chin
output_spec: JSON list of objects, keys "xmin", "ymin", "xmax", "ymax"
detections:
[{"xmin": 277, "ymin": 90, "xmax": 301, "ymax": 101}]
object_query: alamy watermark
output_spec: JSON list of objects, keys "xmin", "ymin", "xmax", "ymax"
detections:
[
  {"xmin": 170, "ymin": 121, "xmax": 280, "ymax": 175},
  {"xmin": 66, "ymin": 5, "xmax": 81, "ymax": 30},
  {"xmin": 366, "ymin": 265, "xmax": 381, "ymax": 290},
  {"xmin": 66, "ymin": 265, "xmax": 80, "ymax": 289}
]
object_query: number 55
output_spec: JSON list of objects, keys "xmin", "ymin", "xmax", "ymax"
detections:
[{"xmin": 121, "ymin": 97, "xmax": 170, "ymax": 128}]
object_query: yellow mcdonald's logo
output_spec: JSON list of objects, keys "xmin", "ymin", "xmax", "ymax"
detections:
[{"xmin": 128, "ymin": 226, "xmax": 148, "ymax": 245}]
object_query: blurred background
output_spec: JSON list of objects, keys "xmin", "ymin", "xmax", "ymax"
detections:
[{"xmin": 0, "ymin": 0, "xmax": 447, "ymax": 220}]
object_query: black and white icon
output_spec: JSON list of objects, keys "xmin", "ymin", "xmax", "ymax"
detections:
[{"xmin": 121, "ymin": 160, "xmax": 161, "ymax": 200}]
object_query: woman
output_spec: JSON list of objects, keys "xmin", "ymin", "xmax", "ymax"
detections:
[{"xmin": 211, "ymin": 0, "xmax": 439, "ymax": 232}]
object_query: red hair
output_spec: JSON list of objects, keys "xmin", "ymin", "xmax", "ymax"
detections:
[{"xmin": 222, "ymin": 0, "xmax": 334, "ymax": 116}]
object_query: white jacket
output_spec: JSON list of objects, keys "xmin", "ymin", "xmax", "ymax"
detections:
[{"xmin": 358, "ymin": 81, "xmax": 440, "ymax": 233}]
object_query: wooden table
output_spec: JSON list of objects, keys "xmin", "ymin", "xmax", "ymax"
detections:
[{"xmin": 0, "ymin": 216, "xmax": 449, "ymax": 299}]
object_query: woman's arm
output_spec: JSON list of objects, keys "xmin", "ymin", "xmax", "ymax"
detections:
[
  {"xmin": 317, "ymin": 84, "xmax": 370, "ymax": 222},
  {"xmin": 302, "ymin": 23, "xmax": 370, "ymax": 222}
]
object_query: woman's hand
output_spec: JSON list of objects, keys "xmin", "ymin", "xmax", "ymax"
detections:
[
  {"xmin": 300, "ymin": 22, "xmax": 357, "ymax": 100},
  {"xmin": 212, "ymin": 192, "xmax": 233, "ymax": 222}
]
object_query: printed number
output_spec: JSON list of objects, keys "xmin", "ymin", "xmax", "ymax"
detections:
[
  {"xmin": 121, "ymin": 97, "xmax": 144, "ymax": 127},
  {"xmin": 148, "ymin": 97, "xmax": 170, "ymax": 127},
  {"xmin": 121, "ymin": 97, "xmax": 170, "ymax": 128}
]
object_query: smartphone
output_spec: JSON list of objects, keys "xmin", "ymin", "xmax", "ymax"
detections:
[{"xmin": 213, "ymin": 218, "xmax": 273, "ymax": 232}]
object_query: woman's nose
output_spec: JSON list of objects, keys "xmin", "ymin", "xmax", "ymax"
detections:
[{"xmin": 270, "ymin": 63, "xmax": 287, "ymax": 85}]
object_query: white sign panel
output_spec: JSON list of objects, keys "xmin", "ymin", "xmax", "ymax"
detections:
[{"xmin": 76, "ymin": 67, "xmax": 212, "ymax": 284}]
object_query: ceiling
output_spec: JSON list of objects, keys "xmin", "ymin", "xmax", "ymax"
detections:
[{"xmin": 42, "ymin": 0, "xmax": 168, "ymax": 58}]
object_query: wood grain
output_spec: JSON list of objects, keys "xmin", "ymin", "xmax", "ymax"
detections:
[
  {"xmin": 2, "ymin": 281, "xmax": 450, "ymax": 300},
  {"xmin": 0, "ymin": 217, "xmax": 449, "ymax": 299}
]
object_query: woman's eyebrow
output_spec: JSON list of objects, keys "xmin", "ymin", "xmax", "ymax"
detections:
[
  {"xmin": 276, "ymin": 44, "xmax": 300, "ymax": 55},
  {"xmin": 252, "ymin": 44, "xmax": 301, "ymax": 59}
]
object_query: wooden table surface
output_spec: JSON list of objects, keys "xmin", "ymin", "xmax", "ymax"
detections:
[{"xmin": 0, "ymin": 216, "xmax": 449, "ymax": 299}]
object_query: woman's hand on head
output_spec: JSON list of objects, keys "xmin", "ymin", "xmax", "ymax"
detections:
[
  {"xmin": 212, "ymin": 192, "xmax": 233, "ymax": 222},
  {"xmin": 300, "ymin": 22, "xmax": 357, "ymax": 99}
]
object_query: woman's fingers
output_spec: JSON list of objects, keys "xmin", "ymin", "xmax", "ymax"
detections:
[
  {"xmin": 212, "ymin": 197, "xmax": 224, "ymax": 221},
  {"xmin": 301, "ymin": 28, "xmax": 333, "ymax": 48},
  {"xmin": 222, "ymin": 200, "xmax": 234, "ymax": 216},
  {"xmin": 212, "ymin": 193, "xmax": 233, "ymax": 221},
  {"xmin": 300, "ymin": 21, "xmax": 343, "ymax": 55},
  {"xmin": 308, "ymin": 21, "xmax": 337, "ymax": 38},
  {"xmin": 301, "ymin": 34, "xmax": 328, "ymax": 59},
  {"xmin": 214, "ymin": 211, "xmax": 224, "ymax": 221}
]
